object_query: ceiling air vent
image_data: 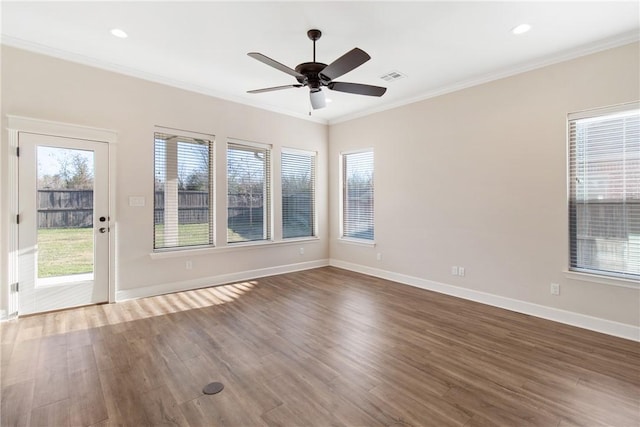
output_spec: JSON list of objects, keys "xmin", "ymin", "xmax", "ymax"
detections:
[{"xmin": 380, "ymin": 70, "xmax": 406, "ymax": 82}]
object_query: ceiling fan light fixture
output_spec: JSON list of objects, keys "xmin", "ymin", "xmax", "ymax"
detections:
[
  {"xmin": 247, "ymin": 29, "xmax": 387, "ymax": 110},
  {"xmin": 511, "ymin": 24, "xmax": 532, "ymax": 35},
  {"xmin": 310, "ymin": 89, "xmax": 326, "ymax": 110}
]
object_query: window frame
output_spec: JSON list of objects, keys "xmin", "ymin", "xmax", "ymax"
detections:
[
  {"xmin": 226, "ymin": 138, "xmax": 273, "ymax": 244},
  {"xmin": 281, "ymin": 147, "xmax": 318, "ymax": 240},
  {"xmin": 567, "ymin": 102, "xmax": 640, "ymax": 285},
  {"xmin": 339, "ymin": 148, "xmax": 375, "ymax": 245},
  {"xmin": 153, "ymin": 128, "xmax": 215, "ymax": 252}
]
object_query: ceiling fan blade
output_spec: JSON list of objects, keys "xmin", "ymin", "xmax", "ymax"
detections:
[
  {"xmin": 310, "ymin": 89, "xmax": 326, "ymax": 109},
  {"xmin": 320, "ymin": 48, "xmax": 371, "ymax": 81},
  {"xmin": 248, "ymin": 52, "xmax": 304, "ymax": 78},
  {"xmin": 247, "ymin": 84, "xmax": 303, "ymax": 94},
  {"xmin": 328, "ymin": 81, "xmax": 387, "ymax": 97}
]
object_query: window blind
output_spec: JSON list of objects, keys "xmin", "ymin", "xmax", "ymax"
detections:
[
  {"xmin": 568, "ymin": 105, "xmax": 640, "ymax": 280},
  {"xmin": 342, "ymin": 150, "xmax": 374, "ymax": 241},
  {"xmin": 282, "ymin": 150, "xmax": 316, "ymax": 239},
  {"xmin": 227, "ymin": 142, "xmax": 271, "ymax": 243},
  {"xmin": 154, "ymin": 132, "xmax": 213, "ymax": 250}
]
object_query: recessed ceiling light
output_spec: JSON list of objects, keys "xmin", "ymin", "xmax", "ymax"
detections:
[
  {"xmin": 110, "ymin": 28, "xmax": 128, "ymax": 39},
  {"xmin": 511, "ymin": 24, "xmax": 532, "ymax": 35},
  {"xmin": 326, "ymin": 98, "xmax": 333, "ymax": 103}
]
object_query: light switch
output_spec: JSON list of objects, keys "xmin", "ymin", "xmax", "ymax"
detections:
[{"xmin": 129, "ymin": 196, "xmax": 145, "ymax": 207}]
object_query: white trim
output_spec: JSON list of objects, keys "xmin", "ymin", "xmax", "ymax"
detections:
[
  {"xmin": 6, "ymin": 129, "xmax": 19, "ymax": 318},
  {"xmin": 116, "ymin": 259, "xmax": 329, "ymax": 301},
  {"xmin": 281, "ymin": 147, "xmax": 318, "ymax": 157},
  {"xmin": 7, "ymin": 116, "xmax": 118, "ymax": 308},
  {"xmin": 340, "ymin": 147, "xmax": 374, "ymax": 156},
  {"xmin": 330, "ymin": 34, "xmax": 640, "ymax": 125},
  {"xmin": 227, "ymin": 137, "xmax": 272, "ymax": 150},
  {"xmin": 0, "ymin": 36, "xmax": 328, "ymax": 125},
  {"xmin": 150, "ymin": 236, "xmax": 320, "ymax": 259},
  {"xmin": 568, "ymin": 101, "xmax": 639, "ymax": 121},
  {"xmin": 281, "ymin": 148, "xmax": 319, "ymax": 241},
  {"xmin": 7, "ymin": 116, "xmax": 117, "ymax": 143},
  {"xmin": 37, "ymin": 273, "xmax": 93, "ymax": 287},
  {"xmin": 339, "ymin": 148, "xmax": 375, "ymax": 241},
  {"xmin": 564, "ymin": 270, "xmax": 639, "ymax": 289},
  {"xmin": 337, "ymin": 237, "xmax": 376, "ymax": 247},
  {"xmin": 330, "ymin": 259, "xmax": 640, "ymax": 342},
  {"xmin": 108, "ymin": 135, "xmax": 117, "ymax": 304},
  {"xmin": 154, "ymin": 125, "xmax": 215, "ymax": 141},
  {"xmin": 4, "ymin": 31, "xmax": 637, "ymax": 126}
]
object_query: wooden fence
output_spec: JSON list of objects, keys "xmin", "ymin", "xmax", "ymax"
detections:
[
  {"xmin": 38, "ymin": 190, "xmax": 93, "ymax": 228},
  {"xmin": 37, "ymin": 190, "xmax": 311, "ymax": 230}
]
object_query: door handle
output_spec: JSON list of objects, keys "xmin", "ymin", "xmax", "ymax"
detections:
[{"xmin": 99, "ymin": 227, "xmax": 108, "ymax": 233}]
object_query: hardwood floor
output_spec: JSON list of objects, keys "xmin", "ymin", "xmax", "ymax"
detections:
[{"xmin": 1, "ymin": 266, "xmax": 639, "ymax": 426}]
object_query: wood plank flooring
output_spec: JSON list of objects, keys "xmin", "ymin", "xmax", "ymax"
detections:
[{"xmin": 1, "ymin": 266, "xmax": 639, "ymax": 426}]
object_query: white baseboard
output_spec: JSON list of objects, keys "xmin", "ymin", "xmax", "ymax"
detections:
[
  {"xmin": 116, "ymin": 259, "xmax": 330, "ymax": 301},
  {"xmin": 329, "ymin": 259, "xmax": 640, "ymax": 342}
]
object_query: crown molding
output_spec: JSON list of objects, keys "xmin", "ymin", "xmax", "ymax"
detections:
[
  {"xmin": 330, "ymin": 30, "xmax": 640, "ymax": 125},
  {"xmin": 2, "ymin": 29, "xmax": 637, "ymax": 127},
  {"xmin": 0, "ymin": 35, "xmax": 329, "ymax": 125}
]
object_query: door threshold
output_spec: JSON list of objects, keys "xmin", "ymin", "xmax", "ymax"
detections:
[{"xmin": 19, "ymin": 301, "xmax": 109, "ymax": 318}]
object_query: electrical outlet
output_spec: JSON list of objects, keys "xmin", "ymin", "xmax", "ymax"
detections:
[
  {"xmin": 376, "ymin": 253, "xmax": 382, "ymax": 261},
  {"xmin": 186, "ymin": 260, "xmax": 192, "ymax": 270},
  {"xmin": 299, "ymin": 247, "xmax": 304, "ymax": 255},
  {"xmin": 550, "ymin": 283, "xmax": 560, "ymax": 296},
  {"xmin": 458, "ymin": 267, "xmax": 465, "ymax": 277},
  {"xmin": 451, "ymin": 266, "xmax": 458, "ymax": 275}
]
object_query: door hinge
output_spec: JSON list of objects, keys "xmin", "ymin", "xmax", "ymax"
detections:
[
  {"xmin": 16, "ymin": 214, "xmax": 20, "ymax": 225},
  {"xmin": 11, "ymin": 282, "xmax": 19, "ymax": 293},
  {"xmin": 16, "ymin": 146, "xmax": 20, "ymax": 157}
]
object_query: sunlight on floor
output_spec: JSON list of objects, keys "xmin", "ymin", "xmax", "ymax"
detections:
[{"xmin": 2, "ymin": 281, "xmax": 259, "ymax": 342}]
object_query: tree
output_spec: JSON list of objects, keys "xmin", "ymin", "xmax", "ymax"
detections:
[{"xmin": 38, "ymin": 152, "xmax": 93, "ymax": 190}]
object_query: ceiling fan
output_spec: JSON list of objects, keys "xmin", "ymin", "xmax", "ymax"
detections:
[{"xmin": 247, "ymin": 29, "xmax": 387, "ymax": 110}]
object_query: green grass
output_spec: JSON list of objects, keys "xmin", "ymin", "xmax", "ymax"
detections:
[
  {"xmin": 37, "ymin": 223, "xmax": 259, "ymax": 278},
  {"xmin": 154, "ymin": 223, "xmax": 212, "ymax": 248},
  {"xmin": 154, "ymin": 223, "xmax": 258, "ymax": 247},
  {"xmin": 37, "ymin": 227, "xmax": 93, "ymax": 278}
]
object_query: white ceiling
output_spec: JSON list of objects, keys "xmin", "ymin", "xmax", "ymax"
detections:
[{"xmin": 2, "ymin": 1, "xmax": 639, "ymax": 124}]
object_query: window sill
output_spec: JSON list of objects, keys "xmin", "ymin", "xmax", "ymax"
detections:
[
  {"xmin": 564, "ymin": 270, "xmax": 640, "ymax": 289},
  {"xmin": 338, "ymin": 237, "xmax": 376, "ymax": 248},
  {"xmin": 149, "ymin": 237, "xmax": 320, "ymax": 260}
]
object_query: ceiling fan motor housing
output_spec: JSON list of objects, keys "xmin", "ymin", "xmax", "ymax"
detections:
[
  {"xmin": 247, "ymin": 28, "xmax": 386, "ymax": 110},
  {"xmin": 295, "ymin": 62, "xmax": 328, "ymax": 90}
]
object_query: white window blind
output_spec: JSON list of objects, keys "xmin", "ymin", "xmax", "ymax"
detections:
[
  {"xmin": 227, "ymin": 141, "xmax": 271, "ymax": 243},
  {"xmin": 154, "ymin": 132, "xmax": 214, "ymax": 250},
  {"xmin": 568, "ymin": 104, "xmax": 640, "ymax": 280},
  {"xmin": 282, "ymin": 150, "xmax": 316, "ymax": 239},
  {"xmin": 342, "ymin": 150, "xmax": 374, "ymax": 241}
]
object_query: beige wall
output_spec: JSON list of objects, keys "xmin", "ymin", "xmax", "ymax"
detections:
[
  {"xmin": 2, "ymin": 42, "xmax": 639, "ymax": 332},
  {"xmin": 1, "ymin": 46, "xmax": 329, "ymax": 311},
  {"xmin": 329, "ymin": 42, "xmax": 640, "ymax": 328}
]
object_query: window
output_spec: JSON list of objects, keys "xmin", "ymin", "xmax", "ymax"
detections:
[
  {"xmin": 227, "ymin": 141, "xmax": 271, "ymax": 243},
  {"xmin": 569, "ymin": 103, "xmax": 639, "ymax": 280},
  {"xmin": 341, "ymin": 149, "xmax": 374, "ymax": 241},
  {"xmin": 154, "ymin": 131, "xmax": 214, "ymax": 250},
  {"xmin": 282, "ymin": 149, "xmax": 316, "ymax": 239}
]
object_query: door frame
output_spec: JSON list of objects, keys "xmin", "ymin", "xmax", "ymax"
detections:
[{"xmin": 7, "ymin": 116, "xmax": 118, "ymax": 317}]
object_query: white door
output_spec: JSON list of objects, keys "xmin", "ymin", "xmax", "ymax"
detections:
[{"xmin": 18, "ymin": 132, "xmax": 110, "ymax": 314}]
